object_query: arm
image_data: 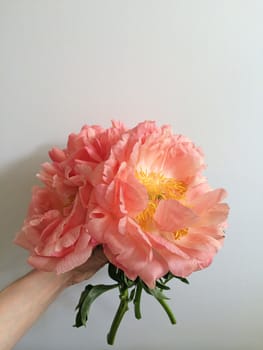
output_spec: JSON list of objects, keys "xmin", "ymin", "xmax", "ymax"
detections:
[{"xmin": 0, "ymin": 248, "xmax": 107, "ymax": 350}]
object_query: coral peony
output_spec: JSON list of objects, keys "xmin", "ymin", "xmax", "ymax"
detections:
[
  {"xmin": 15, "ymin": 120, "xmax": 229, "ymax": 346},
  {"xmin": 14, "ymin": 121, "xmax": 126, "ymax": 273},
  {"xmin": 88, "ymin": 121, "xmax": 229, "ymax": 288}
]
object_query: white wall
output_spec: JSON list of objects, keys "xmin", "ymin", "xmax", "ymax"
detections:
[{"xmin": 0, "ymin": 1, "xmax": 262, "ymax": 349}]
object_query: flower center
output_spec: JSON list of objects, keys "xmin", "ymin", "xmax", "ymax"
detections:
[{"xmin": 135, "ymin": 169, "xmax": 187, "ymax": 239}]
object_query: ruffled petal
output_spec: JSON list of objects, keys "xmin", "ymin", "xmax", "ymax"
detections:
[
  {"xmin": 88, "ymin": 208, "xmax": 117, "ymax": 242},
  {"xmin": 192, "ymin": 188, "xmax": 227, "ymax": 214},
  {"xmin": 55, "ymin": 231, "xmax": 94, "ymax": 273},
  {"xmin": 28, "ymin": 255, "xmax": 59, "ymax": 271},
  {"xmin": 104, "ymin": 221, "xmax": 152, "ymax": 273},
  {"xmin": 196, "ymin": 203, "xmax": 229, "ymax": 226},
  {"xmin": 139, "ymin": 252, "xmax": 169, "ymax": 288},
  {"xmin": 154, "ymin": 199, "xmax": 197, "ymax": 231},
  {"xmin": 175, "ymin": 231, "xmax": 223, "ymax": 261}
]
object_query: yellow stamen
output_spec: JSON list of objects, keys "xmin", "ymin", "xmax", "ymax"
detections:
[
  {"xmin": 174, "ymin": 228, "xmax": 188, "ymax": 240},
  {"xmin": 135, "ymin": 169, "xmax": 187, "ymax": 238}
]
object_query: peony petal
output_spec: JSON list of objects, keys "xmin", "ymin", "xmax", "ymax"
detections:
[
  {"xmin": 186, "ymin": 181, "xmax": 211, "ymax": 202},
  {"xmin": 154, "ymin": 199, "xmax": 197, "ymax": 232},
  {"xmin": 49, "ymin": 147, "xmax": 66, "ymax": 162},
  {"xmin": 35, "ymin": 241, "xmax": 74, "ymax": 257},
  {"xmin": 157, "ymin": 249, "xmax": 198, "ymax": 277},
  {"xmin": 96, "ymin": 219, "xmax": 152, "ymax": 276},
  {"xmin": 62, "ymin": 194, "xmax": 87, "ymax": 231},
  {"xmin": 39, "ymin": 216, "xmax": 62, "ymax": 241},
  {"xmin": 28, "ymin": 255, "xmax": 59, "ymax": 271},
  {"xmin": 160, "ymin": 141, "xmax": 205, "ymax": 181},
  {"xmin": 79, "ymin": 183, "xmax": 92, "ymax": 208},
  {"xmin": 139, "ymin": 252, "xmax": 169, "ymax": 289},
  {"xmin": 103, "ymin": 246, "xmax": 138, "ymax": 281},
  {"xmin": 196, "ymin": 203, "xmax": 230, "ymax": 226},
  {"xmin": 190, "ymin": 225, "xmax": 225, "ymax": 240},
  {"xmin": 145, "ymin": 232, "xmax": 198, "ymax": 277},
  {"xmin": 56, "ymin": 231, "xmax": 94, "ymax": 273},
  {"xmin": 118, "ymin": 173, "xmax": 148, "ymax": 216},
  {"xmin": 175, "ymin": 231, "xmax": 223, "ymax": 261},
  {"xmin": 55, "ymin": 246, "xmax": 92, "ymax": 273},
  {"xmin": 88, "ymin": 208, "xmax": 116, "ymax": 242},
  {"xmin": 192, "ymin": 188, "xmax": 227, "ymax": 214},
  {"xmin": 147, "ymin": 231, "xmax": 189, "ymax": 258},
  {"xmin": 58, "ymin": 226, "xmax": 81, "ymax": 248},
  {"xmin": 13, "ymin": 228, "xmax": 37, "ymax": 251}
]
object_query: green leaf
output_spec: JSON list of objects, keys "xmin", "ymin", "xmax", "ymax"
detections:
[
  {"xmin": 74, "ymin": 283, "xmax": 118, "ymax": 328},
  {"xmin": 109, "ymin": 263, "xmax": 135, "ymax": 288},
  {"xmin": 162, "ymin": 272, "xmax": 175, "ymax": 284},
  {"xmin": 140, "ymin": 282, "xmax": 169, "ymax": 300},
  {"xmin": 108, "ymin": 264, "xmax": 123, "ymax": 283},
  {"xmin": 174, "ymin": 276, "xmax": 189, "ymax": 284},
  {"xmin": 123, "ymin": 274, "xmax": 135, "ymax": 288},
  {"xmin": 140, "ymin": 283, "xmax": 151, "ymax": 295},
  {"xmin": 163, "ymin": 271, "xmax": 173, "ymax": 280},
  {"xmin": 148, "ymin": 287, "xmax": 170, "ymax": 300},
  {"xmin": 156, "ymin": 280, "xmax": 171, "ymax": 290},
  {"xmin": 75, "ymin": 284, "xmax": 93, "ymax": 310},
  {"xmin": 163, "ymin": 272, "xmax": 190, "ymax": 285}
]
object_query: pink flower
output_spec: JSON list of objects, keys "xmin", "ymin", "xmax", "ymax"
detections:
[
  {"xmin": 14, "ymin": 122, "xmax": 126, "ymax": 273},
  {"xmin": 88, "ymin": 121, "xmax": 229, "ymax": 288},
  {"xmin": 15, "ymin": 120, "xmax": 229, "ymax": 288}
]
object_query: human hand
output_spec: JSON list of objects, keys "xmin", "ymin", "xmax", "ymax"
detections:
[{"xmin": 66, "ymin": 246, "xmax": 108, "ymax": 286}]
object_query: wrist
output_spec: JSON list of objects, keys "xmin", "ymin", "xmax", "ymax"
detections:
[
  {"xmin": 28, "ymin": 269, "xmax": 73, "ymax": 291},
  {"xmin": 55, "ymin": 271, "xmax": 75, "ymax": 288}
]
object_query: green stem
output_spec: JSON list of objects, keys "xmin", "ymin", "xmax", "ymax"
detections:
[
  {"xmin": 107, "ymin": 288, "xmax": 129, "ymax": 345},
  {"xmin": 164, "ymin": 275, "xmax": 174, "ymax": 284},
  {"xmin": 156, "ymin": 297, "xmax": 176, "ymax": 324},
  {"xmin": 133, "ymin": 281, "xmax": 142, "ymax": 319}
]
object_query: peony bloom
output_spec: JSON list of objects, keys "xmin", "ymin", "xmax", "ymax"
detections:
[
  {"xmin": 14, "ymin": 121, "xmax": 126, "ymax": 273},
  {"xmin": 88, "ymin": 121, "xmax": 229, "ymax": 288},
  {"xmin": 14, "ymin": 120, "xmax": 229, "ymax": 345}
]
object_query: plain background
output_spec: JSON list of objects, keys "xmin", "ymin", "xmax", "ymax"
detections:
[{"xmin": 0, "ymin": 1, "xmax": 262, "ymax": 349}]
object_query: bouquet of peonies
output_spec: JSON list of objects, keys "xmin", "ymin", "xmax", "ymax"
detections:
[{"xmin": 15, "ymin": 121, "xmax": 229, "ymax": 345}]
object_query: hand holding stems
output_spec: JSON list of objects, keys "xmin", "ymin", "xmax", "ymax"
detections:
[
  {"xmin": 75, "ymin": 264, "xmax": 187, "ymax": 346},
  {"xmin": 0, "ymin": 243, "xmax": 188, "ymax": 350},
  {"xmin": 67, "ymin": 246, "xmax": 107, "ymax": 285},
  {"xmin": 0, "ymin": 247, "xmax": 107, "ymax": 350}
]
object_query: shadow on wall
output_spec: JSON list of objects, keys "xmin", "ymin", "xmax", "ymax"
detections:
[{"xmin": 0, "ymin": 146, "xmax": 52, "ymax": 285}]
